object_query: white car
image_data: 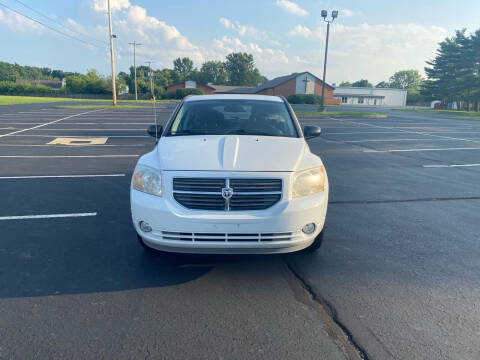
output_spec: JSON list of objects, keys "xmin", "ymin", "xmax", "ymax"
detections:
[{"xmin": 130, "ymin": 94, "xmax": 328, "ymax": 254}]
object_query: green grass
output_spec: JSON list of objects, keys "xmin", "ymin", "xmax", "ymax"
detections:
[
  {"xmin": 296, "ymin": 110, "xmax": 387, "ymax": 118},
  {"xmin": 392, "ymin": 108, "xmax": 480, "ymax": 120},
  {"xmin": 57, "ymin": 104, "xmax": 147, "ymax": 109},
  {"xmin": 0, "ymin": 95, "xmax": 178, "ymax": 106}
]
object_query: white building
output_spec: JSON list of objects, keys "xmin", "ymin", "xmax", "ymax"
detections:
[{"xmin": 333, "ymin": 87, "xmax": 407, "ymax": 107}]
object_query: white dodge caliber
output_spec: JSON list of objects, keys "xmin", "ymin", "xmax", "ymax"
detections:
[{"xmin": 131, "ymin": 94, "xmax": 328, "ymax": 254}]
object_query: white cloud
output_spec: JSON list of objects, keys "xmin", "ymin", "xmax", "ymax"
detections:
[
  {"xmin": 218, "ymin": 17, "xmax": 265, "ymax": 39},
  {"xmin": 287, "ymin": 23, "xmax": 447, "ymax": 83},
  {"xmin": 212, "ymin": 36, "xmax": 289, "ymax": 77},
  {"xmin": 219, "ymin": 17, "xmax": 232, "ymax": 29},
  {"xmin": 92, "ymin": 0, "xmax": 131, "ymax": 12},
  {"xmin": 341, "ymin": 9, "xmax": 353, "ymax": 17},
  {"xmin": 289, "ymin": 25, "xmax": 312, "ymax": 38},
  {"xmin": 0, "ymin": 8, "xmax": 42, "ymax": 32},
  {"xmin": 276, "ymin": 0, "xmax": 309, "ymax": 16}
]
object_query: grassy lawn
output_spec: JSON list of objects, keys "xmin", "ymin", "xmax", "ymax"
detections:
[
  {"xmin": 0, "ymin": 95, "xmax": 178, "ymax": 106},
  {"xmin": 393, "ymin": 108, "xmax": 480, "ymax": 120},
  {"xmin": 296, "ymin": 110, "xmax": 387, "ymax": 118}
]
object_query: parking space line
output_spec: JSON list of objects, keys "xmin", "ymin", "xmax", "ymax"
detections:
[
  {"xmin": 10, "ymin": 135, "xmax": 149, "ymax": 138},
  {"xmin": 0, "ymin": 174, "xmax": 125, "ymax": 179},
  {"xmin": 0, "ymin": 155, "xmax": 139, "ymax": 158},
  {"xmin": 423, "ymin": 163, "xmax": 480, "ymax": 168},
  {"xmin": 364, "ymin": 147, "xmax": 480, "ymax": 153},
  {"xmin": 0, "ymin": 212, "xmax": 97, "ymax": 221},
  {"xmin": 0, "ymin": 109, "xmax": 105, "ymax": 138},
  {"xmin": 346, "ymin": 138, "xmax": 457, "ymax": 143}
]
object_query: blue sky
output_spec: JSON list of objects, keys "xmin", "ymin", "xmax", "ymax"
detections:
[{"xmin": 1, "ymin": 0, "xmax": 479, "ymax": 84}]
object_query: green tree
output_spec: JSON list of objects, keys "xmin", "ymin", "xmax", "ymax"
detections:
[
  {"xmin": 389, "ymin": 70, "xmax": 423, "ymax": 91},
  {"xmin": 224, "ymin": 52, "xmax": 264, "ymax": 86},
  {"xmin": 199, "ymin": 61, "xmax": 228, "ymax": 84},
  {"xmin": 375, "ymin": 81, "xmax": 390, "ymax": 88},
  {"xmin": 351, "ymin": 79, "xmax": 372, "ymax": 87},
  {"xmin": 173, "ymin": 57, "xmax": 194, "ymax": 82},
  {"xmin": 339, "ymin": 81, "xmax": 352, "ymax": 87}
]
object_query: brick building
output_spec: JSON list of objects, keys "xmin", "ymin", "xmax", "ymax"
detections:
[
  {"xmin": 218, "ymin": 72, "xmax": 339, "ymax": 105},
  {"xmin": 165, "ymin": 80, "xmax": 215, "ymax": 95}
]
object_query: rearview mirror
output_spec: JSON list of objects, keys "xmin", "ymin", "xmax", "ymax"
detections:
[
  {"xmin": 147, "ymin": 124, "xmax": 163, "ymax": 138},
  {"xmin": 303, "ymin": 125, "xmax": 322, "ymax": 140}
]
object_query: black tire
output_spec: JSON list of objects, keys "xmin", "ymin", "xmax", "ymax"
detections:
[{"xmin": 305, "ymin": 230, "xmax": 324, "ymax": 252}]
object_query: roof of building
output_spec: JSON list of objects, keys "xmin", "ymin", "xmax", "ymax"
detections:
[
  {"xmin": 166, "ymin": 81, "xmax": 215, "ymax": 90},
  {"xmin": 184, "ymin": 94, "xmax": 284, "ymax": 102},
  {"xmin": 334, "ymin": 86, "xmax": 407, "ymax": 93},
  {"xmin": 253, "ymin": 71, "xmax": 334, "ymax": 93}
]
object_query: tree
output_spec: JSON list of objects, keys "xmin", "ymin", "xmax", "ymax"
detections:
[
  {"xmin": 375, "ymin": 81, "xmax": 390, "ymax": 88},
  {"xmin": 173, "ymin": 57, "xmax": 194, "ymax": 82},
  {"xmin": 199, "ymin": 61, "xmax": 228, "ymax": 84},
  {"xmin": 389, "ymin": 70, "xmax": 423, "ymax": 91},
  {"xmin": 339, "ymin": 81, "xmax": 352, "ymax": 87},
  {"xmin": 351, "ymin": 79, "xmax": 372, "ymax": 87},
  {"xmin": 224, "ymin": 52, "xmax": 264, "ymax": 86}
]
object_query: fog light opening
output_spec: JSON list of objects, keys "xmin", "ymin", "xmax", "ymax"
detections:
[
  {"xmin": 139, "ymin": 221, "xmax": 152, "ymax": 233},
  {"xmin": 302, "ymin": 223, "xmax": 316, "ymax": 235}
]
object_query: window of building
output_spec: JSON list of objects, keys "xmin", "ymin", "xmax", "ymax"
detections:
[
  {"xmin": 341, "ymin": 96, "xmax": 347, "ymax": 103},
  {"xmin": 358, "ymin": 97, "xmax": 364, "ymax": 104}
]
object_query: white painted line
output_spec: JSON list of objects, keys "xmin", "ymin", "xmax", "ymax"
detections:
[
  {"xmin": 364, "ymin": 147, "xmax": 480, "ymax": 153},
  {"xmin": 0, "ymin": 144, "xmax": 146, "ymax": 147},
  {"xmin": 423, "ymin": 163, "xmax": 480, "ymax": 168},
  {"xmin": 329, "ymin": 117, "xmax": 480, "ymax": 145},
  {"xmin": 326, "ymin": 131, "xmax": 404, "ymax": 135},
  {"xmin": 0, "ymin": 174, "xmax": 125, "ymax": 179},
  {"xmin": 0, "ymin": 212, "xmax": 97, "ymax": 221},
  {"xmin": 0, "ymin": 155, "xmax": 139, "ymax": 158},
  {"xmin": 34, "ymin": 128, "xmax": 146, "ymax": 131},
  {"xmin": 10, "ymin": 135, "xmax": 149, "ymax": 138},
  {"xmin": 346, "ymin": 138, "xmax": 458, "ymax": 143},
  {"xmin": 0, "ymin": 109, "xmax": 106, "ymax": 138}
]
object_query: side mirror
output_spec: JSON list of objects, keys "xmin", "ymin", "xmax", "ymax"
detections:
[
  {"xmin": 303, "ymin": 125, "xmax": 322, "ymax": 140},
  {"xmin": 147, "ymin": 124, "xmax": 163, "ymax": 139}
]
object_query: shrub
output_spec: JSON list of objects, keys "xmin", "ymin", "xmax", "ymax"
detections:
[
  {"xmin": 175, "ymin": 88, "xmax": 204, "ymax": 99},
  {"xmin": 287, "ymin": 94, "xmax": 323, "ymax": 105},
  {"xmin": 0, "ymin": 81, "xmax": 54, "ymax": 95}
]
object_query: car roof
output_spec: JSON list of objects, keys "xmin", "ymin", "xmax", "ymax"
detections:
[{"xmin": 184, "ymin": 94, "xmax": 284, "ymax": 103}]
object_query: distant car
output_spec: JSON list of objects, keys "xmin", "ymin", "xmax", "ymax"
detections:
[{"xmin": 130, "ymin": 94, "xmax": 328, "ymax": 254}]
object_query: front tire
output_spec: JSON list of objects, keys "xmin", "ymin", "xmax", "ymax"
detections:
[{"xmin": 305, "ymin": 230, "xmax": 324, "ymax": 252}]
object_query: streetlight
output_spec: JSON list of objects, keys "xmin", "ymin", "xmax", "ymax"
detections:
[{"xmin": 320, "ymin": 10, "xmax": 338, "ymax": 112}]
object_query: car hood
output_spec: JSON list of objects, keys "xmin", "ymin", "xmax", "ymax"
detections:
[{"xmin": 157, "ymin": 135, "xmax": 307, "ymax": 172}]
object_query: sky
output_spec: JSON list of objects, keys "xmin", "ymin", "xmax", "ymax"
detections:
[{"xmin": 1, "ymin": 0, "xmax": 479, "ymax": 85}]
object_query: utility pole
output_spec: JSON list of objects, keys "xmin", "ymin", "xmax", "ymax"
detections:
[
  {"xmin": 128, "ymin": 41, "xmax": 142, "ymax": 101},
  {"xmin": 320, "ymin": 10, "xmax": 338, "ymax": 112},
  {"xmin": 107, "ymin": 0, "xmax": 117, "ymax": 106},
  {"xmin": 146, "ymin": 61, "xmax": 155, "ymax": 101}
]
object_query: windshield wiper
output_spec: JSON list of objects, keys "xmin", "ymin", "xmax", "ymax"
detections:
[{"xmin": 172, "ymin": 130, "xmax": 207, "ymax": 136}]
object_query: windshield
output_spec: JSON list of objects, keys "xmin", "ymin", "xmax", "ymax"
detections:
[{"xmin": 167, "ymin": 99, "xmax": 298, "ymax": 137}]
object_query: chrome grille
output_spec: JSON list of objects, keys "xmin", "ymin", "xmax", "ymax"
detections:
[
  {"xmin": 172, "ymin": 177, "xmax": 282, "ymax": 211},
  {"xmin": 160, "ymin": 231, "xmax": 296, "ymax": 242}
]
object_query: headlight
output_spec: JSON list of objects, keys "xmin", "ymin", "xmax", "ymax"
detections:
[
  {"xmin": 292, "ymin": 166, "xmax": 326, "ymax": 198},
  {"xmin": 132, "ymin": 164, "xmax": 162, "ymax": 196}
]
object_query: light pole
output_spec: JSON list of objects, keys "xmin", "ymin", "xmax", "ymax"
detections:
[
  {"xmin": 320, "ymin": 10, "xmax": 338, "ymax": 112},
  {"xmin": 107, "ymin": 0, "xmax": 117, "ymax": 106},
  {"xmin": 128, "ymin": 41, "xmax": 142, "ymax": 101}
]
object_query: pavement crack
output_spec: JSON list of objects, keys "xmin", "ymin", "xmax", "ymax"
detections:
[{"xmin": 284, "ymin": 258, "xmax": 369, "ymax": 360}]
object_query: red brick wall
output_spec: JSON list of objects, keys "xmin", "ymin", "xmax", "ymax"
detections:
[
  {"xmin": 257, "ymin": 78, "xmax": 296, "ymax": 98},
  {"xmin": 166, "ymin": 82, "xmax": 214, "ymax": 95},
  {"xmin": 314, "ymin": 81, "xmax": 340, "ymax": 105},
  {"xmin": 257, "ymin": 77, "xmax": 340, "ymax": 105}
]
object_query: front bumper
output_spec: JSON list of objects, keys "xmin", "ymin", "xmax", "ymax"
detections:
[{"xmin": 131, "ymin": 171, "xmax": 328, "ymax": 254}]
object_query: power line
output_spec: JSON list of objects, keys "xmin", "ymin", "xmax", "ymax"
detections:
[
  {"xmin": 0, "ymin": 2, "xmax": 106, "ymax": 49},
  {"xmin": 12, "ymin": 0, "xmax": 107, "ymax": 45}
]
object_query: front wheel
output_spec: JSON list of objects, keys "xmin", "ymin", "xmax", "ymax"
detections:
[{"xmin": 304, "ymin": 230, "xmax": 324, "ymax": 252}]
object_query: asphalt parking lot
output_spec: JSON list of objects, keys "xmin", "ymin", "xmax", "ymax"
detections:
[{"xmin": 1, "ymin": 102, "xmax": 479, "ymax": 359}]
